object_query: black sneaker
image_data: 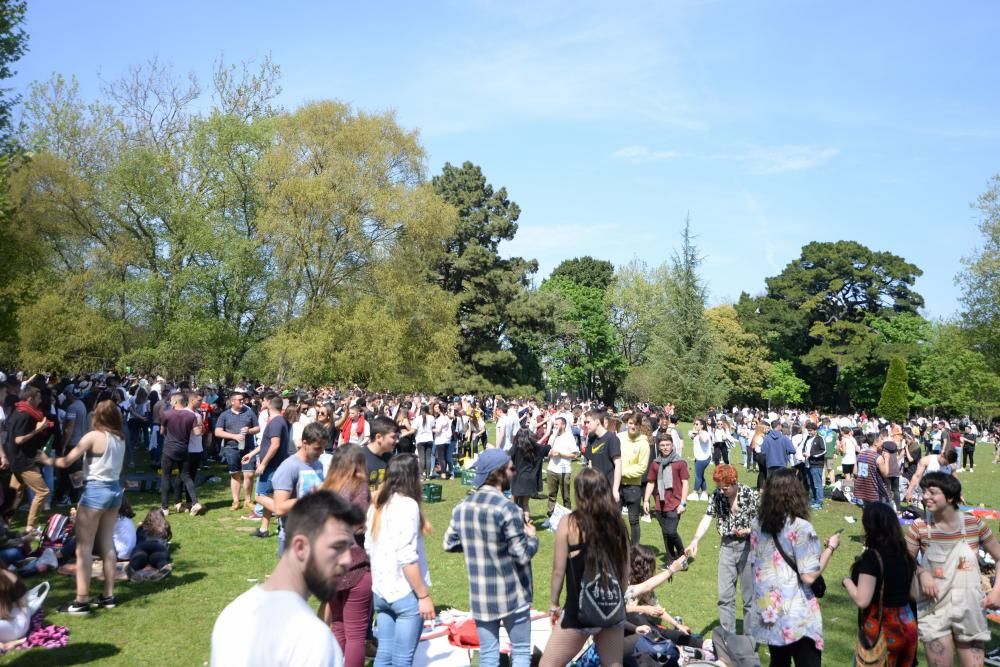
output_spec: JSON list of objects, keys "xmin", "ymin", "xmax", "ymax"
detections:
[
  {"xmin": 92, "ymin": 595, "xmax": 117, "ymax": 609},
  {"xmin": 251, "ymin": 529, "xmax": 269, "ymax": 538},
  {"xmin": 59, "ymin": 600, "xmax": 93, "ymax": 615}
]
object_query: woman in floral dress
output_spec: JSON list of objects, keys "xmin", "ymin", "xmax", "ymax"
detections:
[{"xmin": 747, "ymin": 468, "xmax": 841, "ymax": 666}]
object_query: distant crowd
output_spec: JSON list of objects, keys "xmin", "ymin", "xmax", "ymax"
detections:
[{"xmin": 1, "ymin": 369, "xmax": 998, "ymax": 666}]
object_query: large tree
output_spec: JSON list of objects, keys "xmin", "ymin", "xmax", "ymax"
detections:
[
  {"xmin": 642, "ymin": 219, "xmax": 727, "ymax": 417},
  {"xmin": 706, "ymin": 304, "xmax": 771, "ymax": 405},
  {"xmin": 0, "ymin": 0, "xmax": 28, "ymax": 365},
  {"xmin": 957, "ymin": 175, "xmax": 1000, "ymax": 372},
  {"xmin": 431, "ymin": 161, "xmax": 551, "ymax": 394},
  {"xmin": 738, "ymin": 240, "xmax": 924, "ymax": 410},
  {"xmin": 541, "ymin": 270, "xmax": 626, "ymax": 404}
]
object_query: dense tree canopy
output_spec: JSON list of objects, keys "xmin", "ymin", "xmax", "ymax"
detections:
[{"xmin": 431, "ymin": 162, "xmax": 552, "ymax": 395}]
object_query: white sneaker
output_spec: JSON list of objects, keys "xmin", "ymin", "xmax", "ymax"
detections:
[
  {"xmin": 699, "ymin": 492, "xmax": 709, "ymax": 501},
  {"xmin": 687, "ymin": 493, "xmax": 699, "ymax": 501},
  {"xmin": 190, "ymin": 503, "xmax": 205, "ymax": 516}
]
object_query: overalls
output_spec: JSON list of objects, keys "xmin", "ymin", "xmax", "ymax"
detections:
[{"xmin": 915, "ymin": 512, "xmax": 989, "ymax": 643}]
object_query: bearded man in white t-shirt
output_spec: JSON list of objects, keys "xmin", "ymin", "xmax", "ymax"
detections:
[{"xmin": 211, "ymin": 490, "xmax": 363, "ymax": 667}]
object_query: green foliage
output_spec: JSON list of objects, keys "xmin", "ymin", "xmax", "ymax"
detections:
[
  {"xmin": 0, "ymin": 0, "xmax": 26, "ymax": 147},
  {"xmin": 876, "ymin": 357, "xmax": 910, "ymax": 423},
  {"xmin": 541, "ymin": 273, "xmax": 627, "ymax": 404},
  {"xmin": 957, "ymin": 175, "xmax": 1000, "ymax": 372},
  {"xmin": 638, "ymin": 219, "xmax": 727, "ymax": 417},
  {"xmin": 9, "ymin": 61, "xmax": 465, "ymax": 389},
  {"xmin": 430, "ymin": 162, "xmax": 552, "ymax": 394},
  {"xmin": 910, "ymin": 322, "xmax": 1000, "ymax": 419},
  {"xmin": 762, "ymin": 360, "xmax": 810, "ymax": 407},
  {"xmin": 739, "ymin": 240, "xmax": 924, "ymax": 410},
  {"xmin": 706, "ymin": 304, "xmax": 771, "ymax": 404},
  {"xmin": 549, "ymin": 255, "xmax": 615, "ymax": 290}
]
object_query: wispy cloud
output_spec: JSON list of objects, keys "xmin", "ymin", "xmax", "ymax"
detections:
[
  {"xmin": 391, "ymin": 6, "xmax": 707, "ymax": 136},
  {"xmin": 612, "ymin": 143, "xmax": 839, "ymax": 174},
  {"xmin": 612, "ymin": 145, "xmax": 679, "ymax": 162},
  {"xmin": 731, "ymin": 145, "xmax": 840, "ymax": 174}
]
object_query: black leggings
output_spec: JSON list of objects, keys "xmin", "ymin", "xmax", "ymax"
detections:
[
  {"xmin": 161, "ymin": 450, "xmax": 197, "ymax": 508},
  {"xmin": 963, "ymin": 446, "xmax": 975, "ymax": 468},
  {"xmin": 656, "ymin": 510, "xmax": 685, "ymax": 564},
  {"xmin": 130, "ymin": 539, "xmax": 170, "ymax": 570},
  {"xmin": 712, "ymin": 442, "xmax": 729, "ymax": 465},
  {"xmin": 419, "ymin": 442, "xmax": 434, "ymax": 476},
  {"xmin": 768, "ymin": 637, "xmax": 821, "ymax": 667}
]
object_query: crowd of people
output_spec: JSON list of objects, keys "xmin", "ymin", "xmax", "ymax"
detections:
[{"xmin": 1, "ymin": 368, "xmax": 999, "ymax": 665}]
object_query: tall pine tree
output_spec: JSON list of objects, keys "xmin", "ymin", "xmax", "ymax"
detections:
[{"xmin": 645, "ymin": 217, "xmax": 727, "ymax": 417}]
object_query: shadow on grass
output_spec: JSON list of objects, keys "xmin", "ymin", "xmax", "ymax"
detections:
[
  {"xmin": 116, "ymin": 571, "xmax": 207, "ymax": 604},
  {"xmin": 50, "ymin": 572, "xmax": 208, "ymax": 609},
  {"xmin": 6, "ymin": 641, "xmax": 120, "ymax": 665}
]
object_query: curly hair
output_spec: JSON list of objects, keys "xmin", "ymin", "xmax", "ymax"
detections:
[
  {"xmin": 513, "ymin": 427, "xmax": 540, "ymax": 465},
  {"xmin": 758, "ymin": 468, "xmax": 810, "ymax": 535},
  {"xmin": 571, "ymin": 468, "xmax": 630, "ymax": 585},
  {"xmin": 628, "ymin": 544, "xmax": 658, "ymax": 605},
  {"xmin": 712, "ymin": 464, "xmax": 738, "ymax": 487}
]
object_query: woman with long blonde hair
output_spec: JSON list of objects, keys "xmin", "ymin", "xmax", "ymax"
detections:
[{"xmin": 365, "ymin": 454, "xmax": 433, "ymax": 666}]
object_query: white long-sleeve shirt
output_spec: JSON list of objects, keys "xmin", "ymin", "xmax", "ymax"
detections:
[{"xmin": 366, "ymin": 494, "xmax": 430, "ymax": 604}]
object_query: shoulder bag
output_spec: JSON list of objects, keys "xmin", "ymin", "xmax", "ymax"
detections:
[
  {"xmin": 855, "ymin": 550, "xmax": 889, "ymax": 666},
  {"xmin": 771, "ymin": 531, "xmax": 826, "ymax": 598}
]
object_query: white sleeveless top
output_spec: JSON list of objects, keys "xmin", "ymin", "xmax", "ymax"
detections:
[{"xmin": 86, "ymin": 432, "xmax": 125, "ymax": 483}]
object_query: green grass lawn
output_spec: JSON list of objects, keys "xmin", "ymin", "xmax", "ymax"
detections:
[{"xmin": 3, "ymin": 431, "xmax": 998, "ymax": 665}]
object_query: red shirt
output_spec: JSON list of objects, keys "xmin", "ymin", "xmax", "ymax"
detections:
[{"xmin": 646, "ymin": 459, "xmax": 690, "ymax": 512}]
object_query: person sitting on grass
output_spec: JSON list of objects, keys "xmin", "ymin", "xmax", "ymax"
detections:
[
  {"xmin": 0, "ymin": 570, "xmax": 31, "ymax": 649},
  {"xmin": 623, "ymin": 545, "xmax": 702, "ymax": 661},
  {"xmin": 127, "ymin": 507, "xmax": 172, "ymax": 582}
]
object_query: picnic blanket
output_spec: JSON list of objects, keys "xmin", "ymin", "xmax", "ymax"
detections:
[{"xmin": 0, "ymin": 611, "xmax": 69, "ymax": 655}]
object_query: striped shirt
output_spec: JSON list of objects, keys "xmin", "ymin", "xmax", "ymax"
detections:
[{"xmin": 905, "ymin": 513, "xmax": 993, "ymax": 553}]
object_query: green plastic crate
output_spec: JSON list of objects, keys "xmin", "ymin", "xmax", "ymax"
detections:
[
  {"xmin": 422, "ymin": 482, "xmax": 443, "ymax": 503},
  {"xmin": 458, "ymin": 468, "xmax": 476, "ymax": 486}
]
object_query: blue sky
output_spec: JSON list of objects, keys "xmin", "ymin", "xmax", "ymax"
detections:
[{"xmin": 11, "ymin": 1, "xmax": 999, "ymax": 317}]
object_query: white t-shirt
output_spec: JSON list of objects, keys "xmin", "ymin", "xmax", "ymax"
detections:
[
  {"xmin": 114, "ymin": 516, "xmax": 137, "ymax": 560},
  {"xmin": 692, "ymin": 431, "xmax": 712, "ymax": 462},
  {"xmin": 433, "ymin": 415, "xmax": 451, "ymax": 445},
  {"xmin": 211, "ymin": 587, "xmax": 342, "ymax": 667},
  {"xmin": 547, "ymin": 431, "xmax": 579, "ymax": 474},
  {"xmin": 414, "ymin": 415, "xmax": 434, "ymax": 444}
]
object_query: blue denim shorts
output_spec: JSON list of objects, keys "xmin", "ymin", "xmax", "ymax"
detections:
[{"xmin": 80, "ymin": 480, "xmax": 124, "ymax": 511}]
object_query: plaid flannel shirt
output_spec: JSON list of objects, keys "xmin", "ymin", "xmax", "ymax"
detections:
[{"xmin": 443, "ymin": 486, "xmax": 539, "ymax": 621}]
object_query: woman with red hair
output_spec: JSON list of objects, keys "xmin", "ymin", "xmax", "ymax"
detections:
[{"xmin": 684, "ymin": 464, "xmax": 760, "ymax": 635}]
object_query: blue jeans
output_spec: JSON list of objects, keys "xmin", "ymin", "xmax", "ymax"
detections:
[
  {"xmin": 739, "ymin": 435, "xmax": 750, "ymax": 467},
  {"xmin": 476, "ymin": 607, "xmax": 532, "ymax": 667},
  {"xmin": 694, "ymin": 459, "xmax": 709, "ymax": 493},
  {"xmin": 808, "ymin": 466, "xmax": 824, "ymax": 506},
  {"xmin": 373, "ymin": 591, "xmax": 423, "ymax": 666}
]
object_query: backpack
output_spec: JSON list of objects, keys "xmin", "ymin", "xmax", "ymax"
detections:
[
  {"xmin": 633, "ymin": 634, "xmax": 680, "ymax": 667},
  {"xmin": 578, "ymin": 568, "xmax": 626, "ymax": 628},
  {"xmin": 712, "ymin": 626, "xmax": 761, "ymax": 667}
]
